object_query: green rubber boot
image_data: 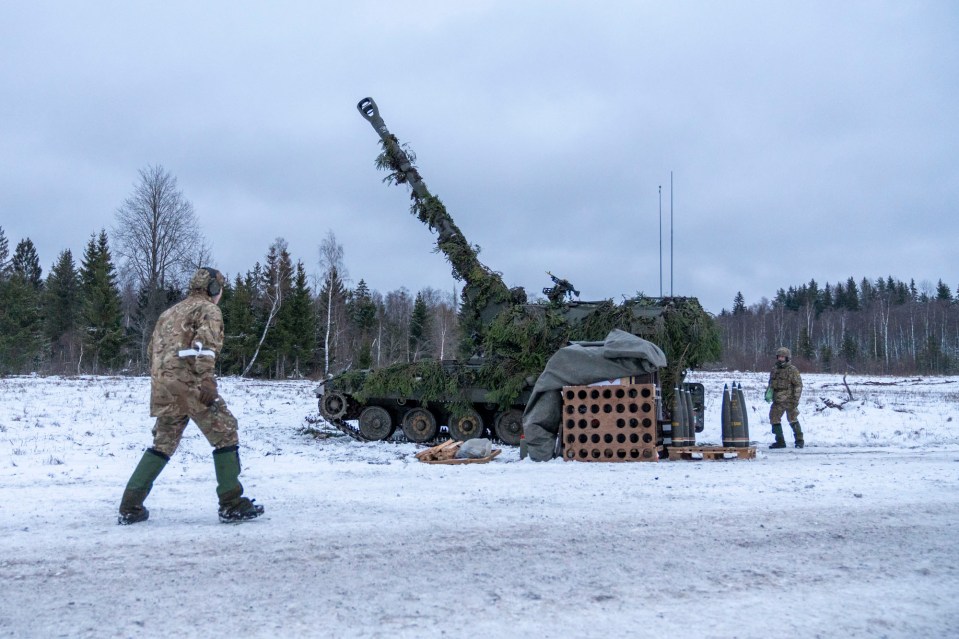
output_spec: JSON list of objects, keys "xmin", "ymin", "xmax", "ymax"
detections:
[
  {"xmin": 118, "ymin": 448, "xmax": 169, "ymax": 525},
  {"xmin": 213, "ymin": 446, "xmax": 264, "ymax": 523},
  {"xmin": 791, "ymin": 422, "xmax": 805, "ymax": 448},
  {"xmin": 769, "ymin": 423, "xmax": 787, "ymax": 449}
]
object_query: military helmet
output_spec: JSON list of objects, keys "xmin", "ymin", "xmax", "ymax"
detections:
[
  {"xmin": 189, "ymin": 267, "xmax": 225, "ymax": 297},
  {"xmin": 775, "ymin": 346, "xmax": 791, "ymax": 359}
]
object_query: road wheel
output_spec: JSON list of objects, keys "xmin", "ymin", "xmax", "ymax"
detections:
[
  {"xmin": 494, "ymin": 409, "xmax": 524, "ymax": 446},
  {"xmin": 402, "ymin": 407, "xmax": 438, "ymax": 443},
  {"xmin": 319, "ymin": 392, "xmax": 348, "ymax": 421},
  {"xmin": 358, "ymin": 406, "xmax": 393, "ymax": 441},
  {"xmin": 448, "ymin": 408, "xmax": 484, "ymax": 441}
]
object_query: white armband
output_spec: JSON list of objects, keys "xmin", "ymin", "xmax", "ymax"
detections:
[{"xmin": 178, "ymin": 341, "xmax": 216, "ymax": 359}]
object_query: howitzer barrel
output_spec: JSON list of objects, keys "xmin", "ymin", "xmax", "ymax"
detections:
[
  {"xmin": 357, "ymin": 97, "xmax": 431, "ymax": 201},
  {"xmin": 357, "ymin": 97, "xmax": 519, "ymax": 355}
]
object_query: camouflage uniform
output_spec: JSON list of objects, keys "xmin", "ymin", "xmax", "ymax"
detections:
[
  {"xmin": 148, "ymin": 284, "xmax": 238, "ymax": 456},
  {"xmin": 118, "ymin": 268, "xmax": 263, "ymax": 524},
  {"xmin": 766, "ymin": 346, "xmax": 804, "ymax": 448},
  {"xmin": 768, "ymin": 360, "xmax": 802, "ymax": 424}
]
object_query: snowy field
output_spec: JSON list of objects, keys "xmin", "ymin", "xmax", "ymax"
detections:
[{"xmin": 1, "ymin": 371, "xmax": 957, "ymax": 638}]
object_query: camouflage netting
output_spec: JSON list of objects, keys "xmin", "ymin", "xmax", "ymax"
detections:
[
  {"xmin": 364, "ymin": 136, "xmax": 721, "ymax": 414},
  {"xmin": 477, "ymin": 296, "xmax": 721, "ymax": 411},
  {"xmin": 336, "ymin": 363, "xmax": 478, "ymax": 421},
  {"xmin": 630, "ymin": 296, "xmax": 722, "ymax": 410}
]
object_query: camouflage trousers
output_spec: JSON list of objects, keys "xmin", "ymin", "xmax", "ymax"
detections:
[
  {"xmin": 769, "ymin": 401, "xmax": 800, "ymax": 425},
  {"xmin": 151, "ymin": 397, "xmax": 240, "ymax": 457}
]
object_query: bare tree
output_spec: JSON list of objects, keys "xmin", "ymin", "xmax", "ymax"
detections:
[
  {"xmin": 427, "ymin": 286, "xmax": 459, "ymax": 360},
  {"xmin": 318, "ymin": 230, "xmax": 347, "ymax": 376},
  {"xmin": 113, "ymin": 165, "xmax": 208, "ymax": 356},
  {"xmin": 113, "ymin": 165, "xmax": 205, "ymax": 291}
]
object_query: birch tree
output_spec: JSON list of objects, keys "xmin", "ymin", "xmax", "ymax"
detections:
[
  {"xmin": 318, "ymin": 231, "xmax": 347, "ymax": 376},
  {"xmin": 113, "ymin": 165, "xmax": 209, "ymax": 356}
]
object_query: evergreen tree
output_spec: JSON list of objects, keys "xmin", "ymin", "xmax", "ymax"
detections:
[
  {"xmin": 260, "ymin": 240, "xmax": 294, "ymax": 377},
  {"xmin": 0, "ymin": 234, "xmax": 45, "ymax": 371},
  {"xmin": 847, "ymin": 277, "xmax": 862, "ymax": 310},
  {"xmin": 806, "ymin": 278, "xmax": 823, "ymax": 315},
  {"xmin": 79, "ymin": 231, "xmax": 125, "ymax": 372},
  {"xmin": 0, "ymin": 269, "xmax": 44, "ymax": 373},
  {"xmin": 917, "ymin": 335, "xmax": 948, "ymax": 374},
  {"xmin": 892, "ymin": 281, "xmax": 910, "ymax": 305},
  {"xmin": 219, "ymin": 273, "xmax": 255, "ymax": 375},
  {"xmin": 818, "ymin": 344, "xmax": 833, "ymax": 373},
  {"xmin": 732, "ymin": 292, "xmax": 746, "ymax": 315},
  {"xmin": 0, "ymin": 226, "xmax": 11, "ymax": 279},
  {"xmin": 774, "ymin": 288, "xmax": 787, "ymax": 307},
  {"xmin": 44, "ymin": 250, "xmax": 82, "ymax": 370},
  {"xmin": 832, "ymin": 280, "xmax": 846, "ymax": 309},
  {"xmin": 12, "ymin": 238, "xmax": 43, "ymax": 290},
  {"xmin": 408, "ymin": 291, "xmax": 431, "ymax": 361},
  {"xmin": 348, "ymin": 279, "xmax": 377, "ymax": 369},
  {"xmin": 936, "ymin": 279, "xmax": 952, "ymax": 301},
  {"xmin": 821, "ymin": 283, "xmax": 833, "ymax": 310},
  {"xmin": 856, "ymin": 277, "xmax": 870, "ymax": 308},
  {"xmin": 285, "ymin": 261, "xmax": 317, "ymax": 376},
  {"xmin": 840, "ymin": 330, "xmax": 859, "ymax": 363},
  {"xmin": 350, "ymin": 280, "xmax": 377, "ymax": 331}
]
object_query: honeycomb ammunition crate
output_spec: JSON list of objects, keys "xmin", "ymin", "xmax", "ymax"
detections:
[
  {"xmin": 561, "ymin": 382, "xmax": 659, "ymax": 462},
  {"xmin": 667, "ymin": 446, "xmax": 756, "ymax": 461}
]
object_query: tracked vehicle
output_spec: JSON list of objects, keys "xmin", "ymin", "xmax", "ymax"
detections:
[{"xmin": 316, "ymin": 98, "xmax": 720, "ymax": 445}]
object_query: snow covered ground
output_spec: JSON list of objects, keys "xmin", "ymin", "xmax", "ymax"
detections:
[{"xmin": 1, "ymin": 371, "xmax": 957, "ymax": 638}]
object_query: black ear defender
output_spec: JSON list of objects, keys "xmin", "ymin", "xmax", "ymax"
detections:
[{"xmin": 203, "ymin": 267, "xmax": 223, "ymax": 297}]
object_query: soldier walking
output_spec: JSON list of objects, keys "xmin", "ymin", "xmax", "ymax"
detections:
[
  {"xmin": 118, "ymin": 267, "xmax": 265, "ymax": 524},
  {"xmin": 764, "ymin": 346, "xmax": 804, "ymax": 449}
]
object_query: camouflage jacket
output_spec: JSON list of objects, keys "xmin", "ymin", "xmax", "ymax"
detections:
[
  {"xmin": 148, "ymin": 292, "xmax": 224, "ymax": 417},
  {"xmin": 767, "ymin": 362, "xmax": 802, "ymax": 406}
]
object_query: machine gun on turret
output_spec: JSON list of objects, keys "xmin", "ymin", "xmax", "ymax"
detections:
[{"xmin": 543, "ymin": 271, "xmax": 580, "ymax": 304}]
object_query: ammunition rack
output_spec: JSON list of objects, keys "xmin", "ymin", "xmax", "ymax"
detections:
[{"xmin": 561, "ymin": 382, "xmax": 659, "ymax": 462}]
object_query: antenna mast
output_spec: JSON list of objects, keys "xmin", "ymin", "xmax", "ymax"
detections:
[{"xmin": 670, "ymin": 170, "xmax": 674, "ymax": 296}]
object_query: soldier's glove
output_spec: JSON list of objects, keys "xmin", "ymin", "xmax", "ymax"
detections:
[
  {"xmin": 199, "ymin": 377, "xmax": 218, "ymax": 406},
  {"xmin": 764, "ymin": 387, "xmax": 773, "ymax": 403}
]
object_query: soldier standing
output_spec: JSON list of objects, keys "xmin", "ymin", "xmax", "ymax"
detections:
[
  {"xmin": 764, "ymin": 346, "xmax": 804, "ymax": 449},
  {"xmin": 118, "ymin": 267, "xmax": 265, "ymax": 524}
]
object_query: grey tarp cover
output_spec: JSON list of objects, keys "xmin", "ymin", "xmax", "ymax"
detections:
[{"xmin": 521, "ymin": 329, "xmax": 667, "ymax": 461}]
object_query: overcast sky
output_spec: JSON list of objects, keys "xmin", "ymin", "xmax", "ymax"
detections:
[{"xmin": 2, "ymin": 1, "xmax": 956, "ymax": 314}]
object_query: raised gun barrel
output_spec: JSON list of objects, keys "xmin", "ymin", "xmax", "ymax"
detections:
[
  {"xmin": 357, "ymin": 97, "xmax": 522, "ymax": 353},
  {"xmin": 357, "ymin": 98, "xmax": 430, "ymax": 200}
]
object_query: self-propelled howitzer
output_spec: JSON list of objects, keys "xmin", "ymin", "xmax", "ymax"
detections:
[{"xmin": 316, "ymin": 98, "xmax": 720, "ymax": 446}]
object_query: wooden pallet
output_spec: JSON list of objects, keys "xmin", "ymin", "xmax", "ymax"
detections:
[
  {"xmin": 667, "ymin": 446, "xmax": 756, "ymax": 461},
  {"xmin": 415, "ymin": 440, "xmax": 502, "ymax": 465}
]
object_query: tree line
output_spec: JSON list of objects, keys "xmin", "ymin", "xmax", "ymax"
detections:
[
  {"xmin": 0, "ymin": 166, "xmax": 459, "ymax": 378},
  {"xmin": 0, "ymin": 221, "xmax": 462, "ymax": 379},
  {"xmin": 717, "ymin": 276, "xmax": 958, "ymax": 374},
  {"xmin": 3, "ymin": 165, "xmax": 955, "ymax": 378}
]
